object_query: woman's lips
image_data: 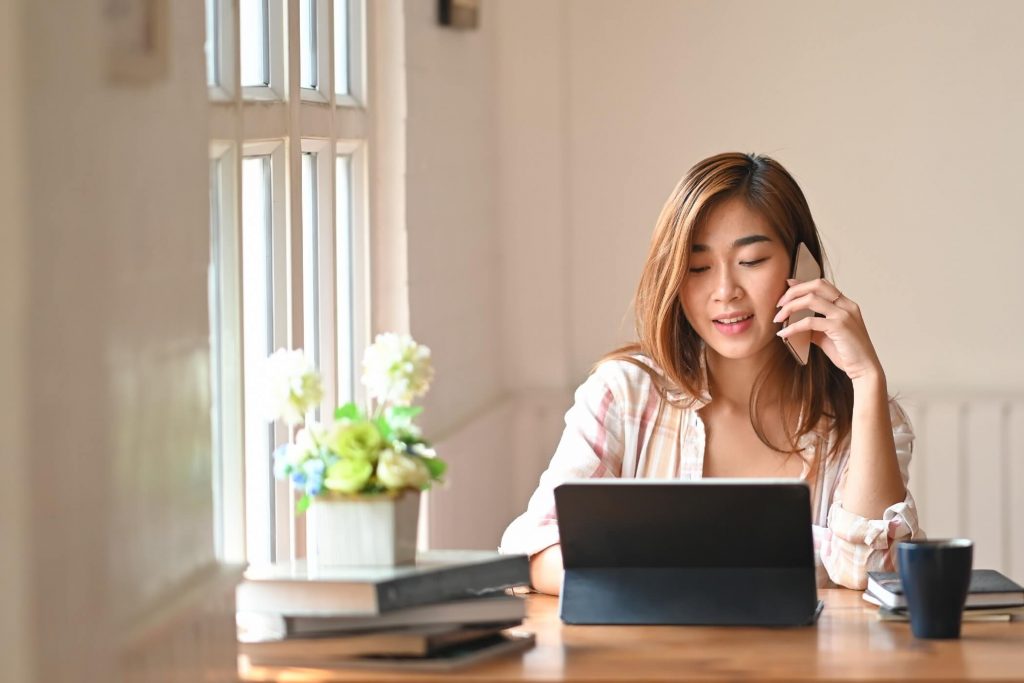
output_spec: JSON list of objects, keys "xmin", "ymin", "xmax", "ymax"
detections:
[{"xmin": 712, "ymin": 314, "xmax": 754, "ymax": 336}]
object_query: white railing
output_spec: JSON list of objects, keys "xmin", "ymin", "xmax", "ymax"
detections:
[{"xmin": 901, "ymin": 393, "xmax": 1024, "ymax": 579}]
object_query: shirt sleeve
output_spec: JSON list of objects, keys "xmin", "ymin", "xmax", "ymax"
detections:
[
  {"xmin": 498, "ymin": 366, "xmax": 625, "ymax": 557},
  {"xmin": 819, "ymin": 399, "xmax": 924, "ymax": 589}
]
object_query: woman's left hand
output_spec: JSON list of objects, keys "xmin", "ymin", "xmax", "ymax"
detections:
[{"xmin": 773, "ymin": 278, "xmax": 883, "ymax": 382}]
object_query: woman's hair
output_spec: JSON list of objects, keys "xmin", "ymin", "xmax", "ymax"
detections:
[{"xmin": 602, "ymin": 152, "xmax": 854, "ymax": 459}]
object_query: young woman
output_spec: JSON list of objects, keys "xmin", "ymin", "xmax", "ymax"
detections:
[{"xmin": 500, "ymin": 152, "xmax": 922, "ymax": 593}]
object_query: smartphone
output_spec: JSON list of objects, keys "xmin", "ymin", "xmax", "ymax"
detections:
[{"xmin": 781, "ymin": 242, "xmax": 823, "ymax": 365}]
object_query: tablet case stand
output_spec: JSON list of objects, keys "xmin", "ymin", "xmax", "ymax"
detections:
[
  {"xmin": 561, "ymin": 567, "xmax": 821, "ymax": 626},
  {"xmin": 555, "ymin": 480, "xmax": 824, "ymax": 627}
]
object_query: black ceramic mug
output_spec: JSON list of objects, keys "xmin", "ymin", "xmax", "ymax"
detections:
[{"xmin": 896, "ymin": 539, "xmax": 973, "ymax": 639}]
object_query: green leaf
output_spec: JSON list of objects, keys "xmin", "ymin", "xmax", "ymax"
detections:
[
  {"xmin": 389, "ymin": 405, "xmax": 423, "ymax": 421},
  {"xmin": 423, "ymin": 456, "xmax": 447, "ymax": 480},
  {"xmin": 334, "ymin": 402, "xmax": 362, "ymax": 421},
  {"xmin": 375, "ymin": 416, "xmax": 393, "ymax": 440},
  {"xmin": 296, "ymin": 494, "xmax": 311, "ymax": 515}
]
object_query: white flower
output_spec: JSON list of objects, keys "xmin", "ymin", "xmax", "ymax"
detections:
[
  {"xmin": 376, "ymin": 449, "xmax": 431, "ymax": 490},
  {"xmin": 294, "ymin": 423, "xmax": 326, "ymax": 457},
  {"xmin": 361, "ymin": 334, "xmax": 434, "ymax": 406},
  {"xmin": 409, "ymin": 442, "xmax": 436, "ymax": 458},
  {"xmin": 253, "ymin": 348, "xmax": 324, "ymax": 425}
]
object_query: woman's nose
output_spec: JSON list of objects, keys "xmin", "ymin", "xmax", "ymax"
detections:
[{"xmin": 712, "ymin": 267, "xmax": 742, "ymax": 303}]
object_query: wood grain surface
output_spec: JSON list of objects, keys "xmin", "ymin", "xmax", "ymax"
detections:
[{"xmin": 239, "ymin": 589, "xmax": 1024, "ymax": 681}]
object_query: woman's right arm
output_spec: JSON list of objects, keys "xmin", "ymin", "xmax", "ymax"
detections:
[
  {"xmin": 529, "ymin": 544, "xmax": 565, "ymax": 596},
  {"xmin": 498, "ymin": 363, "xmax": 628, "ymax": 595}
]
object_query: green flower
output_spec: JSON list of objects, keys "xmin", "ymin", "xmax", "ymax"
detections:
[
  {"xmin": 323, "ymin": 457, "xmax": 373, "ymax": 494},
  {"xmin": 326, "ymin": 420, "xmax": 383, "ymax": 462}
]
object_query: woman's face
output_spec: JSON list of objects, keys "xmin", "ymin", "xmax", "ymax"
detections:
[{"xmin": 679, "ymin": 198, "xmax": 791, "ymax": 364}]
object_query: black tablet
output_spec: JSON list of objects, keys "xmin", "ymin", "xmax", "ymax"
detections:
[{"xmin": 554, "ymin": 479, "xmax": 822, "ymax": 626}]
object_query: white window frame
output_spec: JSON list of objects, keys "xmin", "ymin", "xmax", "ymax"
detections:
[
  {"xmin": 336, "ymin": 0, "xmax": 367, "ymax": 107},
  {"xmin": 300, "ymin": 0, "xmax": 332, "ymax": 103},
  {"xmin": 238, "ymin": 140, "xmax": 291, "ymax": 564},
  {"xmin": 335, "ymin": 140, "xmax": 370, "ymax": 407},
  {"xmin": 207, "ymin": 141, "xmax": 245, "ymax": 563},
  {"xmin": 242, "ymin": 0, "xmax": 287, "ymax": 101},
  {"xmin": 207, "ymin": 0, "xmax": 381, "ymax": 565},
  {"xmin": 301, "ymin": 138, "xmax": 338, "ymax": 413},
  {"xmin": 207, "ymin": 0, "xmax": 237, "ymax": 101}
]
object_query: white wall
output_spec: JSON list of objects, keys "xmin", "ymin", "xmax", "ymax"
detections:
[
  {"xmin": 407, "ymin": 0, "xmax": 1024, "ymax": 549},
  {"xmin": 403, "ymin": 0, "xmax": 518, "ymax": 547},
  {"xmin": 0, "ymin": 0, "xmax": 30, "ymax": 679},
  {"xmin": 7, "ymin": 1, "xmax": 237, "ymax": 680},
  {"xmin": 404, "ymin": 0, "xmax": 505, "ymax": 441},
  {"xmin": 555, "ymin": 0, "xmax": 1024, "ymax": 392}
]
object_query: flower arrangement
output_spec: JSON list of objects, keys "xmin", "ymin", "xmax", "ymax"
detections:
[{"xmin": 259, "ymin": 334, "xmax": 445, "ymax": 513}]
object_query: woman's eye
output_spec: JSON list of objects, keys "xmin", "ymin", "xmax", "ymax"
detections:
[
  {"xmin": 688, "ymin": 266, "xmax": 710, "ymax": 274},
  {"xmin": 739, "ymin": 258, "xmax": 768, "ymax": 267}
]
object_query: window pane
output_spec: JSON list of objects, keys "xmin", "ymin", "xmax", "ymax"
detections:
[
  {"xmin": 241, "ymin": 0, "xmax": 270, "ymax": 87},
  {"xmin": 242, "ymin": 155, "xmax": 274, "ymax": 564},
  {"xmin": 208, "ymin": 158, "xmax": 224, "ymax": 556},
  {"xmin": 205, "ymin": 0, "xmax": 218, "ymax": 86},
  {"xmin": 300, "ymin": 0, "xmax": 317, "ymax": 89},
  {"xmin": 334, "ymin": 0, "xmax": 350, "ymax": 95},
  {"xmin": 335, "ymin": 155, "xmax": 353, "ymax": 401},
  {"xmin": 302, "ymin": 153, "xmax": 320, "ymax": 377}
]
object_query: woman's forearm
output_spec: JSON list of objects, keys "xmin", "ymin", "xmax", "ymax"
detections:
[
  {"xmin": 529, "ymin": 544, "xmax": 564, "ymax": 596},
  {"xmin": 839, "ymin": 368, "xmax": 906, "ymax": 519}
]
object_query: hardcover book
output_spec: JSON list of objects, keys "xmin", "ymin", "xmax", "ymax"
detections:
[
  {"xmin": 239, "ymin": 622, "xmax": 518, "ymax": 659},
  {"xmin": 240, "ymin": 631, "xmax": 536, "ymax": 672},
  {"xmin": 237, "ymin": 550, "xmax": 530, "ymax": 616},
  {"xmin": 865, "ymin": 569, "xmax": 1024, "ymax": 610},
  {"xmin": 284, "ymin": 594, "xmax": 526, "ymax": 636}
]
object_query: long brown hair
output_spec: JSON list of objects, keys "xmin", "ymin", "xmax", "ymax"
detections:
[{"xmin": 603, "ymin": 152, "xmax": 853, "ymax": 459}]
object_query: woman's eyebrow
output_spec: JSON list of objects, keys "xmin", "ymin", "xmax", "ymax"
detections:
[{"xmin": 691, "ymin": 234, "xmax": 773, "ymax": 252}]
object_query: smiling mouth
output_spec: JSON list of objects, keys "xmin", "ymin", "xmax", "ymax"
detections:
[{"xmin": 713, "ymin": 314, "xmax": 754, "ymax": 324}]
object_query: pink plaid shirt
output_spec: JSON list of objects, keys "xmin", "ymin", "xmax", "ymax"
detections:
[{"xmin": 499, "ymin": 357, "xmax": 922, "ymax": 590}]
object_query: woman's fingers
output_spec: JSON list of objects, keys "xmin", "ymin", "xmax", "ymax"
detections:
[
  {"xmin": 772, "ymin": 292, "xmax": 843, "ymax": 325},
  {"xmin": 776, "ymin": 277, "xmax": 842, "ymax": 309},
  {"xmin": 775, "ymin": 313, "xmax": 831, "ymax": 339}
]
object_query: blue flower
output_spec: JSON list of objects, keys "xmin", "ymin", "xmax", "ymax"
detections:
[
  {"xmin": 302, "ymin": 459, "xmax": 325, "ymax": 496},
  {"xmin": 303, "ymin": 459, "xmax": 326, "ymax": 477},
  {"xmin": 305, "ymin": 472, "xmax": 323, "ymax": 496},
  {"xmin": 272, "ymin": 444, "xmax": 292, "ymax": 478}
]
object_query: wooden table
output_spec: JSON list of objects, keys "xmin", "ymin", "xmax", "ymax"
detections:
[{"xmin": 239, "ymin": 589, "xmax": 1024, "ymax": 681}]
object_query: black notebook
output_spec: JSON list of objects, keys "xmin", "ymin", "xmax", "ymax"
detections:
[{"xmin": 865, "ymin": 569, "xmax": 1024, "ymax": 610}]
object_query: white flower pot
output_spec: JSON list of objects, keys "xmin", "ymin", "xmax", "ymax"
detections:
[{"xmin": 306, "ymin": 490, "xmax": 420, "ymax": 568}]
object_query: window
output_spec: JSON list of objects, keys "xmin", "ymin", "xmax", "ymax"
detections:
[
  {"xmin": 240, "ymin": 0, "xmax": 284, "ymax": 99},
  {"xmin": 240, "ymin": 0, "xmax": 269, "ymax": 87},
  {"xmin": 208, "ymin": 142, "xmax": 244, "ymax": 563},
  {"xmin": 301, "ymin": 152, "xmax": 321, "ymax": 370},
  {"xmin": 207, "ymin": 0, "xmax": 372, "ymax": 564},
  {"xmin": 206, "ymin": 0, "xmax": 236, "ymax": 99},
  {"xmin": 334, "ymin": 0, "xmax": 366, "ymax": 105},
  {"xmin": 334, "ymin": 0, "xmax": 350, "ymax": 97},
  {"xmin": 205, "ymin": 0, "xmax": 219, "ymax": 87},
  {"xmin": 240, "ymin": 152, "xmax": 275, "ymax": 563}
]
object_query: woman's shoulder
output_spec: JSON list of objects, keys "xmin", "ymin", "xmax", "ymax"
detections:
[
  {"xmin": 591, "ymin": 353, "xmax": 662, "ymax": 386},
  {"xmin": 587, "ymin": 354, "xmax": 704, "ymax": 408}
]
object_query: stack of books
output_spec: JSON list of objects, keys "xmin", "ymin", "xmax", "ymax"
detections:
[
  {"xmin": 236, "ymin": 550, "xmax": 534, "ymax": 671},
  {"xmin": 863, "ymin": 569, "xmax": 1024, "ymax": 622}
]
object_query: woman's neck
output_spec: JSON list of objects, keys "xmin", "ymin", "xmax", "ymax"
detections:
[{"xmin": 704, "ymin": 345, "xmax": 779, "ymax": 413}]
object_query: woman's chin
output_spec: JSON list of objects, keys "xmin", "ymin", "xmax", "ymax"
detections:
[{"xmin": 703, "ymin": 334, "xmax": 779, "ymax": 363}]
